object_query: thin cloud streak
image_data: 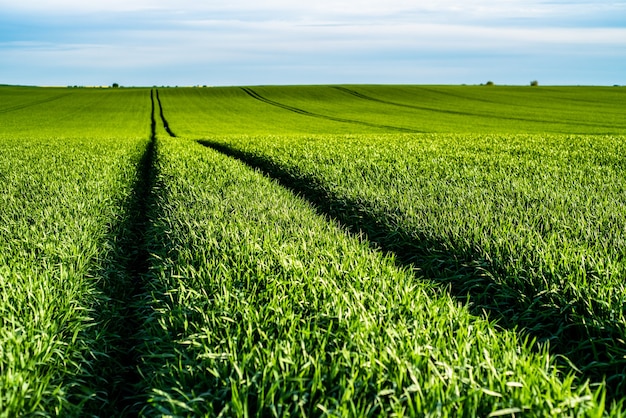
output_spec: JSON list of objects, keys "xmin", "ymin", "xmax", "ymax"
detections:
[
  {"xmin": 0, "ymin": 0, "xmax": 624, "ymax": 86},
  {"xmin": 2, "ymin": 0, "xmax": 625, "ymax": 23}
]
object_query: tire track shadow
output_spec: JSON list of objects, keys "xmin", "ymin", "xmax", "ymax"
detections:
[
  {"xmin": 83, "ymin": 90, "xmax": 157, "ymax": 416},
  {"xmin": 198, "ymin": 139, "xmax": 626, "ymax": 404},
  {"xmin": 0, "ymin": 92, "xmax": 73, "ymax": 114},
  {"xmin": 331, "ymin": 86, "xmax": 621, "ymax": 130},
  {"xmin": 241, "ymin": 87, "xmax": 422, "ymax": 133},
  {"xmin": 155, "ymin": 89, "xmax": 176, "ymax": 137}
]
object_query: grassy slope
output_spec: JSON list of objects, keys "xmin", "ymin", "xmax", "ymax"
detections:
[
  {"xmin": 0, "ymin": 87, "xmax": 151, "ymax": 138},
  {"xmin": 326, "ymin": 85, "xmax": 626, "ymax": 133},
  {"xmin": 0, "ymin": 87, "xmax": 152, "ymax": 415},
  {"xmin": 137, "ymin": 134, "xmax": 605, "ymax": 416},
  {"xmin": 204, "ymin": 133, "xmax": 626, "ymax": 403},
  {"xmin": 2, "ymin": 84, "xmax": 625, "ymax": 414},
  {"xmin": 159, "ymin": 85, "xmax": 626, "ymax": 135},
  {"xmin": 157, "ymin": 85, "xmax": 626, "ymax": 413},
  {"xmin": 157, "ymin": 87, "xmax": 377, "ymax": 135}
]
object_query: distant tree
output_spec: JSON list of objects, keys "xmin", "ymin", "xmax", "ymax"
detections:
[
  {"xmin": 111, "ymin": 83, "xmax": 120, "ymax": 88},
  {"xmin": 530, "ymin": 80, "xmax": 539, "ymax": 86},
  {"xmin": 485, "ymin": 81, "xmax": 494, "ymax": 86}
]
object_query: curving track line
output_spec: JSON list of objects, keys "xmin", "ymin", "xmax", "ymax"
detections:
[
  {"xmin": 241, "ymin": 87, "xmax": 422, "ymax": 133},
  {"xmin": 0, "ymin": 93, "xmax": 73, "ymax": 114},
  {"xmin": 155, "ymin": 89, "xmax": 176, "ymax": 137},
  {"xmin": 331, "ymin": 86, "xmax": 620, "ymax": 129}
]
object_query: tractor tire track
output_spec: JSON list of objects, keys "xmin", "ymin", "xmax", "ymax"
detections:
[
  {"xmin": 97, "ymin": 89, "xmax": 157, "ymax": 416},
  {"xmin": 199, "ymin": 138, "xmax": 626, "ymax": 404},
  {"xmin": 241, "ymin": 87, "xmax": 422, "ymax": 133},
  {"xmin": 332, "ymin": 85, "xmax": 528, "ymax": 119},
  {"xmin": 0, "ymin": 93, "xmax": 73, "ymax": 114},
  {"xmin": 331, "ymin": 86, "xmax": 618, "ymax": 129},
  {"xmin": 155, "ymin": 89, "xmax": 176, "ymax": 137}
]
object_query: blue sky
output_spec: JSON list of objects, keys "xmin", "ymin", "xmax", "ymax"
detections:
[{"xmin": 1, "ymin": 0, "xmax": 625, "ymax": 86}]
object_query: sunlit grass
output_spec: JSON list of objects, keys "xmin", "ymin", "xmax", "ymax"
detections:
[
  {"xmin": 1, "ymin": 84, "xmax": 624, "ymax": 415},
  {"xmin": 0, "ymin": 137, "xmax": 149, "ymax": 415},
  {"xmin": 204, "ymin": 133, "xmax": 626, "ymax": 411},
  {"xmin": 134, "ymin": 135, "xmax": 608, "ymax": 416}
]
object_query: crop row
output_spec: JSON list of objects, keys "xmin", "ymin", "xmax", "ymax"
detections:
[
  {"xmin": 1, "ymin": 86, "xmax": 624, "ymax": 415},
  {"xmin": 129, "ymin": 135, "xmax": 610, "ymax": 416},
  {"xmin": 5, "ymin": 132, "xmax": 604, "ymax": 416},
  {"xmin": 202, "ymin": 133, "xmax": 626, "ymax": 406},
  {"xmin": 0, "ymin": 136, "xmax": 150, "ymax": 415},
  {"xmin": 0, "ymin": 87, "xmax": 151, "ymax": 139},
  {"xmin": 155, "ymin": 85, "xmax": 626, "ymax": 135}
]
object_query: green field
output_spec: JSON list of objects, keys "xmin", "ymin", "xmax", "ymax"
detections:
[{"xmin": 0, "ymin": 84, "xmax": 625, "ymax": 416}]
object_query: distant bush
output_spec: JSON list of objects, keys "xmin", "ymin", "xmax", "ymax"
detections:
[
  {"xmin": 485, "ymin": 81, "xmax": 494, "ymax": 86},
  {"xmin": 530, "ymin": 80, "xmax": 539, "ymax": 86}
]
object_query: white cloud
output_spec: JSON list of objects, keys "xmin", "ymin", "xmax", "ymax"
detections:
[
  {"xmin": 0, "ymin": 0, "xmax": 162, "ymax": 13},
  {"xmin": 1, "ymin": 0, "xmax": 624, "ymax": 23},
  {"xmin": 0, "ymin": 0, "xmax": 624, "ymax": 85}
]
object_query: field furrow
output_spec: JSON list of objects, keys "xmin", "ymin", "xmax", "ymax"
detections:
[
  {"xmin": 330, "ymin": 86, "xmax": 622, "ymax": 130},
  {"xmin": 0, "ymin": 87, "xmax": 155, "ymax": 416},
  {"xmin": 131, "ymin": 134, "xmax": 609, "ymax": 416},
  {"xmin": 0, "ymin": 92, "xmax": 73, "ymax": 114},
  {"xmin": 201, "ymin": 134, "xmax": 626, "ymax": 408},
  {"xmin": 0, "ymin": 136, "xmax": 151, "ymax": 415},
  {"xmin": 1, "ymin": 84, "xmax": 625, "ymax": 415},
  {"xmin": 241, "ymin": 87, "xmax": 421, "ymax": 133},
  {"xmin": 155, "ymin": 89, "xmax": 177, "ymax": 137}
]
